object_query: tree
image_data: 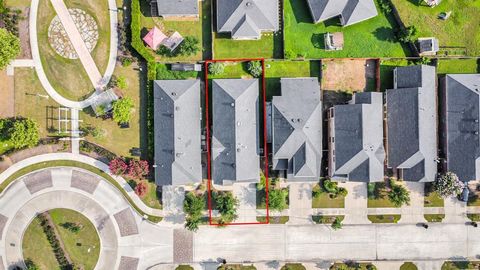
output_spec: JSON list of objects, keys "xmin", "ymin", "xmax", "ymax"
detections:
[
  {"xmin": 434, "ymin": 172, "xmax": 465, "ymax": 198},
  {"xmin": 183, "ymin": 192, "xmax": 205, "ymax": 231},
  {"xmin": 178, "ymin": 36, "xmax": 200, "ymax": 56},
  {"xmin": 266, "ymin": 188, "xmax": 288, "ymax": 212},
  {"xmin": 134, "ymin": 180, "xmax": 148, "ymax": 197},
  {"xmin": 112, "ymin": 97, "xmax": 134, "ymax": 124},
  {"xmin": 109, "ymin": 157, "xmax": 128, "ymax": 175},
  {"xmin": 213, "ymin": 192, "xmax": 238, "ymax": 224},
  {"xmin": 80, "ymin": 125, "xmax": 104, "ymax": 138},
  {"xmin": 9, "ymin": 118, "xmax": 39, "ymax": 149},
  {"xmin": 331, "ymin": 217, "xmax": 343, "ymax": 230},
  {"xmin": 388, "ymin": 182, "xmax": 411, "ymax": 207},
  {"xmin": 398, "ymin": 26, "xmax": 417, "ymax": 43},
  {"xmin": 0, "ymin": 28, "xmax": 20, "ymax": 70},
  {"xmin": 127, "ymin": 159, "xmax": 149, "ymax": 180},
  {"xmin": 208, "ymin": 62, "xmax": 225, "ymax": 75},
  {"xmin": 247, "ymin": 61, "xmax": 262, "ymax": 78}
]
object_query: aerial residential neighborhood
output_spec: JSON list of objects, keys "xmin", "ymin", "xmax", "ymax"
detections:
[{"xmin": 0, "ymin": 0, "xmax": 480, "ymax": 269}]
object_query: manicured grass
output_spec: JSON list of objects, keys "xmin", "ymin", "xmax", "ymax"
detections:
[
  {"xmin": 442, "ymin": 261, "xmax": 480, "ymax": 270},
  {"xmin": 139, "ymin": 0, "xmax": 207, "ymax": 61},
  {"xmin": 368, "ymin": 214, "xmax": 401, "ymax": 223},
  {"xmin": 284, "ymin": 0, "xmax": 409, "ymax": 59},
  {"xmin": 176, "ymin": 266, "xmax": 194, "ymax": 270},
  {"xmin": 213, "ymin": 32, "xmax": 282, "ymax": 59},
  {"xmin": 367, "ymin": 182, "xmax": 398, "ymax": 208},
  {"xmin": 390, "ymin": 0, "xmax": 480, "ymax": 56},
  {"xmin": 400, "ymin": 262, "xmax": 418, "ymax": 270},
  {"xmin": 4, "ymin": 0, "xmax": 31, "ymax": 7},
  {"xmin": 127, "ymin": 179, "xmax": 162, "ymax": 210},
  {"xmin": 330, "ymin": 263, "xmax": 377, "ymax": 270},
  {"xmin": 379, "ymin": 59, "xmax": 410, "ymax": 91},
  {"xmin": 218, "ymin": 265, "xmax": 256, "ymax": 270},
  {"xmin": 467, "ymin": 214, "xmax": 480, "ymax": 222},
  {"xmin": 437, "ymin": 59, "xmax": 479, "ymax": 74},
  {"xmin": 156, "ymin": 63, "xmax": 200, "ymax": 80},
  {"xmin": 424, "ymin": 183, "xmax": 444, "ymax": 207},
  {"xmin": 281, "ymin": 263, "xmax": 306, "ymax": 270},
  {"xmin": 312, "ymin": 184, "xmax": 345, "ymax": 208},
  {"xmin": 0, "ymin": 160, "xmax": 163, "ymax": 222},
  {"xmin": 312, "ymin": 215, "xmax": 345, "ymax": 224},
  {"xmin": 49, "ymin": 209, "xmax": 100, "ymax": 270},
  {"xmin": 37, "ymin": 0, "xmax": 94, "ymax": 101},
  {"xmin": 207, "ymin": 62, "xmax": 251, "ymax": 79},
  {"xmin": 23, "ymin": 217, "xmax": 60, "ymax": 270},
  {"xmin": 265, "ymin": 60, "xmax": 320, "ymax": 98},
  {"xmin": 424, "ymin": 214, "xmax": 445, "ymax": 223},
  {"xmin": 256, "ymin": 216, "xmax": 289, "ymax": 224}
]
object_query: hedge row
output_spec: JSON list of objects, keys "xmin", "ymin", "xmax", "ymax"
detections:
[
  {"xmin": 38, "ymin": 214, "xmax": 73, "ymax": 270},
  {"xmin": 130, "ymin": 0, "xmax": 156, "ymax": 80}
]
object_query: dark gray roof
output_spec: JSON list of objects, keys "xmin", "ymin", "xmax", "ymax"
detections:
[
  {"xmin": 387, "ymin": 65, "xmax": 437, "ymax": 182},
  {"xmin": 305, "ymin": 0, "xmax": 378, "ymax": 26},
  {"xmin": 212, "ymin": 79, "xmax": 260, "ymax": 185},
  {"xmin": 157, "ymin": 0, "xmax": 199, "ymax": 17},
  {"xmin": 153, "ymin": 80, "xmax": 202, "ymax": 186},
  {"xmin": 443, "ymin": 74, "xmax": 480, "ymax": 182},
  {"xmin": 330, "ymin": 92, "xmax": 385, "ymax": 182},
  {"xmin": 216, "ymin": 0, "xmax": 279, "ymax": 39},
  {"xmin": 271, "ymin": 78, "xmax": 322, "ymax": 181}
]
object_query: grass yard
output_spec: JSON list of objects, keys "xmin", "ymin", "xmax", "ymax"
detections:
[
  {"xmin": 23, "ymin": 217, "xmax": 59, "ymax": 270},
  {"xmin": 442, "ymin": 261, "xmax": 480, "ymax": 270},
  {"xmin": 49, "ymin": 209, "xmax": 100, "ymax": 270},
  {"xmin": 284, "ymin": 0, "xmax": 409, "ymax": 59},
  {"xmin": 312, "ymin": 215, "xmax": 344, "ymax": 224},
  {"xmin": 176, "ymin": 266, "xmax": 194, "ymax": 270},
  {"xmin": 437, "ymin": 59, "xmax": 479, "ymax": 74},
  {"xmin": 218, "ymin": 265, "xmax": 256, "ymax": 270},
  {"xmin": 424, "ymin": 183, "xmax": 444, "ymax": 207},
  {"xmin": 379, "ymin": 59, "xmax": 410, "ymax": 91},
  {"xmin": 390, "ymin": 0, "xmax": 480, "ymax": 56},
  {"xmin": 368, "ymin": 214, "xmax": 401, "ymax": 223},
  {"xmin": 311, "ymin": 183, "xmax": 345, "ymax": 208},
  {"xmin": 213, "ymin": 32, "xmax": 282, "ymax": 59},
  {"xmin": 139, "ymin": 0, "xmax": 208, "ymax": 61},
  {"xmin": 424, "ymin": 214, "xmax": 445, "ymax": 223},
  {"xmin": 467, "ymin": 214, "xmax": 480, "ymax": 222},
  {"xmin": 207, "ymin": 62, "xmax": 251, "ymax": 79},
  {"xmin": 330, "ymin": 263, "xmax": 377, "ymax": 270},
  {"xmin": 36, "ymin": 0, "xmax": 103, "ymax": 101},
  {"xmin": 281, "ymin": 263, "xmax": 306, "ymax": 270},
  {"xmin": 400, "ymin": 262, "xmax": 418, "ymax": 270},
  {"xmin": 156, "ymin": 63, "xmax": 200, "ymax": 80},
  {"xmin": 5, "ymin": 0, "xmax": 31, "ymax": 7},
  {"xmin": 256, "ymin": 216, "xmax": 289, "ymax": 224},
  {"xmin": 367, "ymin": 182, "xmax": 398, "ymax": 208}
]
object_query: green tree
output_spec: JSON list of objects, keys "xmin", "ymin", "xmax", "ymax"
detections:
[
  {"xmin": 0, "ymin": 28, "xmax": 20, "ymax": 70},
  {"xmin": 208, "ymin": 62, "xmax": 225, "ymax": 75},
  {"xmin": 388, "ymin": 182, "xmax": 411, "ymax": 207},
  {"xmin": 112, "ymin": 97, "xmax": 134, "ymax": 124},
  {"xmin": 9, "ymin": 118, "xmax": 39, "ymax": 149},
  {"xmin": 267, "ymin": 188, "xmax": 288, "ymax": 212},
  {"xmin": 178, "ymin": 36, "xmax": 200, "ymax": 56},
  {"xmin": 331, "ymin": 217, "xmax": 343, "ymax": 230},
  {"xmin": 247, "ymin": 60, "xmax": 262, "ymax": 78},
  {"xmin": 213, "ymin": 192, "xmax": 238, "ymax": 224},
  {"xmin": 398, "ymin": 26, "xmax": 417, "ymax": 43},
  {"xmin": 183, "ymin": 192, "xmax": 205, "ymax": 232},
  {"xmin": 434, "ymin": 172, "xmax": 464, "ymax": 198}
]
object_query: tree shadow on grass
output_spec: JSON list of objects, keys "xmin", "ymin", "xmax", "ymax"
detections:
[
  {"xmin": 311, "ymin": 33, "xmax": 324, "ymax": 49},
  {"xmin": 373, "ymin": 26, "xmax": 397, "ymax": 42}
]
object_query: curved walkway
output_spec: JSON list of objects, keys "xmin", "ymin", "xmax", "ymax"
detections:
[
  {"xmin": 0, "ymin": 153, "xmax": 163, "ymax": 217},
  {"xmin": 0, "ymin": 167, "xmax": 173, "ymax": 270},
  {"xmin": 29, "ymin": 0, "xmax": 118, "ymax": 109}
]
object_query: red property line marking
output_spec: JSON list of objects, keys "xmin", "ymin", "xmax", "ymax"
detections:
[{"xmin": 204, "ymin": 58, "xmax": 270, "ymax": 226}]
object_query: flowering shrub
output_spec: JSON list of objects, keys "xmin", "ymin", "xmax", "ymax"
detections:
[
  {"xmin": 109, "ymin": 157, "xmax": 128, "ymax": 175},
  {"xmin": 434, "ymin": 172, "xmax": 465, "ymax": 198},
  {"xmin": 134, "ymin": 181, "xmax": 148, "ymax": 197},
  {"xmin": 127, "ymin": 159, "xmax": 149, "ymax": 180}
]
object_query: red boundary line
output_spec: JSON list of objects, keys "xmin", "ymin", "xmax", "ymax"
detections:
[{"xmin": 204, "ymin": 58, "xmax": 270, "ymax": 226}]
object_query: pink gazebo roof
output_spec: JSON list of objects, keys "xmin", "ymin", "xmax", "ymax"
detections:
[{"xmin": 143, "ymin": 27, "xmax": 167, "ymax": 50}]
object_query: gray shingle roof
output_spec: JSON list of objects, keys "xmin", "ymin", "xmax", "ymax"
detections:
[
  {"xmin": 216, "ymin": 0, "xmax": 279, "ymax": 39},
  {"xmin": 305, "ymin": 0, "xmax": 378, "ymax": 26},
  {"xmin": 272, "ymin": 78, "xmax": 322, "ymax": 181},
  {"xmin": 386, "ymin": 65, "xmax": 437, "ymax": 182},
  {"xmin": 330, "ymin": 92, "xmax": 385, "ymax": 182},
  {"xmin": 443, "ymin": 74, "xmax": 480, "ymax": 182},
  {"xmin": 157, "ymin": 0, "xmax": 199, "ymax": 17},
  {"xmin": 212, "ymin": 79, "xmax": 260, "ymax": 185},
  {"xmin": 153, "ymin": 80, "xmax": 202, "ymax": 186}
]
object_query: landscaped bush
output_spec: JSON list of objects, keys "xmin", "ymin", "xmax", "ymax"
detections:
[
  {"xmin": 134, "ymin": 180, "xmax": 148, "ymax": 197},
  {"xmin": 435, "ymin": 172, "xmax": 464, "ymax": 198},
  {"xmin": 388, "ymin": 179, "xmax": 410, "ymax": 207},
  {"xmin": 117, "ymin": 75, "xmax": 128, "ymax": 90},
  {"xmin": 178, "ymin": 36, "xmax": 200, "ymax": 56},
  {"xmin": 79, "ymin": 125, "xmax": 104, "ymax": 139},
  {"xmin": 213, "ymin": 191, "xmax": 238, "ymax": 224},
  {"xmin": 247, "ymin": 61, "xmax": 262, "ymax": 77},
  {"xmin": 331, "ymin": 216, "xmax": 343, "ymax": 230},
  {"xmin": 183, "ymin": 191, "xmax": 206, "ymax": 231},
  {"xmin": 37, "ymin": 213, "xmax": 72, "ymax": 269},
  {"xmin": 208, "ymin": 62, "xmax": 225, "ymax": 75},
  {"xmin": 0, "ymin": 118, "xmax": 39, "ymax": 151},
  {"xmin": 112, "ymin": 97, "xmax": 134, "ymax": 124},
  {"xmin": 322, "ymin": 179, "xmax": 348, "ymax": 198},
  {"xmin": 60, "ymin": 222, "xmax": 81, "ymax": 234},
  {"xmin": 268, "ymin": 188, "xmax": 289, "ymax": 212},
  {"xmin": 127, "ymin": 159, "xmax": 149, "ymax": 180},
  {"xmin": 0, "ymin": 2, "xmax": 22, "ymax": 37},
  {"xmin": 109, "ymin": 157, "xmax": 128, "ymax": 175}
]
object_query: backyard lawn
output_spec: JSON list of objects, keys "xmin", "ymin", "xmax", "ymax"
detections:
[
  {"xmin": 213, "ymin": 32, "xmax": 282, "ymax": 59},
  {"xmin": 390, "ymin": 0, "xmax": 480, "ymax": 56},
  {"xmin": 284, "ymin": 0, "xmax": 409, "ymax": 58},
  {"xmin": 437, "ymin": 59, "xmax": 479, "ymax": 74}
]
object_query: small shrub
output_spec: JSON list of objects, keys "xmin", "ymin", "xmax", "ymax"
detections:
[
  {"xmin": 247, "ymin": 60, "xmax": 263, "ymax": 78},
  {"xmin": 323, "ymin": 179, "xmax": 338, "ymax": 193},
  {"xmin": 127, "ymin": 159, "xmax": 149, "ymax": 180},
  {"xmin": 434, "ymin": 172, "xmax": 464, "ymax": 198},
  {"xmin": 134, "ymin": 180, "xmax": 148, "ymax": 197},
  {"xmin": 109, "ymin": 157, "xmax": 128, "ymax": 175},
  {"xmin": 331, "ymin": 217, "xmax": 342, "ymax": 230},
  {"xmin": 117, "ymin": 75, "xmax": 128, "ymax": 89},
  {"xmin": 208, "ymin": 62, "xmax": 225, "ymax": 75},
  {"xmin": 112, "ymin": 97, "xmax": 134, "ymax": 124},
  {"xmin": 121, "ymin": 57, "xmax": 133, "ymax": 67},
  {"xmin": 178, "ymin": 36, "xmax": 200, "ymax": 56}
]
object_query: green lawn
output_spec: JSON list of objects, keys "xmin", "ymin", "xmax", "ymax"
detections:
[
  {"xmin": 442, "ymin": 261, "xmax": 480, "ymax": 270},
  {"xmin": 284, "ymin": 0, "xmax": 409, "ymax": 59},
  {"xmin": 265, "ymin": 60, "xmax": 320, "ymax": 98},
  {"xmin": 23, "ymin": 217, "xmax": 59, "ymax": 270},
  {"xmin": 49, "ymin": 209, "xmax": 100, "ymax": 270},
  {"xmin": 312, "ymin": 184, "xmax": 345, "ymax": 208},
  {"xmin": 437, "ymin": 59, "xmax": 479, "ymax": 74},
  {"xmin": 367, "ymin": 182, "xmax": 398, "ymax": 208},
  {"xmin": 379, "ymin": 59, "xmax": 410, "ymax": 91},
  {"xmin": 467, "ymin": 214, "xmax": 480, "ymax": 222},
  {"xmin": 424, "ymin": 214, "xmax": 445, "ymax": 223},
  {"xmin": 312, "ymin": 215, "xmax": 345, "ymax": 224},
  {"xmin": 256, "ymin": 216, "xmax": 289, "ymax": 224},
  {"xmin": 368, "ymin": 214, "xmax": 401, "ymax": 223},
  {"xmin": 156, "ymin": 63, "xmax": 200, "ymax": 80},
  {"xmin": 208, "ymin": 62, "xmax": 252, "ymax": 79},
  {"xmin": 218, "ymin": 265, "xmax": 256, "ymax": 270},
  {"xmin": 281, "ymin": 263, "xmax": 306, "ymax": 270},
  {"xmin": 424, "ymin": 183, "xmax": 444, "ymax": 207},
  {"xmin": 390, "ymin": 0, "xmax": 480, "ymax": 56},
  {"xmin": 176, "ymin": 266, "xmax": 194, "ymax": 270},
  {"xmin": 213, "ymin": 32, "xmax": 282, "ymax": 59},
  {"xmin": 400, "ymin": 262, "xmax": 418, "ymax": 270},
  {"xmin": 468, "ymin": 193, "xmax": 480, "ymax": 207},
  {"xmin": 330, "ymin": 263, "xmax": 377, "ymax": 270}
]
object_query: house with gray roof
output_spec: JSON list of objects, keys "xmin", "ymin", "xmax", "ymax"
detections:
[
  {"xmin": 305, "ymin": 0, "xmax": 378, "ymax": 26},
  {"xmin": 216, "ymin": 0, "xmax": 279, "ymax": 39},
  {"xmin": 212, "ymin": 79, "xmax": 260, "ymax": 185},
  {"xmin": 153, "ymin": 80, "xmax": 202, "ymax": 186},
  {"xmin": 156, "ymin": 0, "xmax": 199, "ymax": 18},
  {"xmin": 328, "ymin": 92, "xmax": 385, "ymax": 182},
  {"xmin": 386, "ymin": 65, "xmax": 437, "ymax": 182},
  {"xmin": 440, "ymin": 74, "xmax": 480, "ymax": 182},
  {"xmin": 271, "ymin": 78, "xmax": 322, "ymax": 182}
]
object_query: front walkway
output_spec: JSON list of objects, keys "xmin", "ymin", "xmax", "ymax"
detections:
[
  {"xmin": 232, "ymin": 183, "xmax": 258, "ymax": 223},
  {"xmin": 287, "ymin": 183, "xmax": 313, "ymax": 225}
]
